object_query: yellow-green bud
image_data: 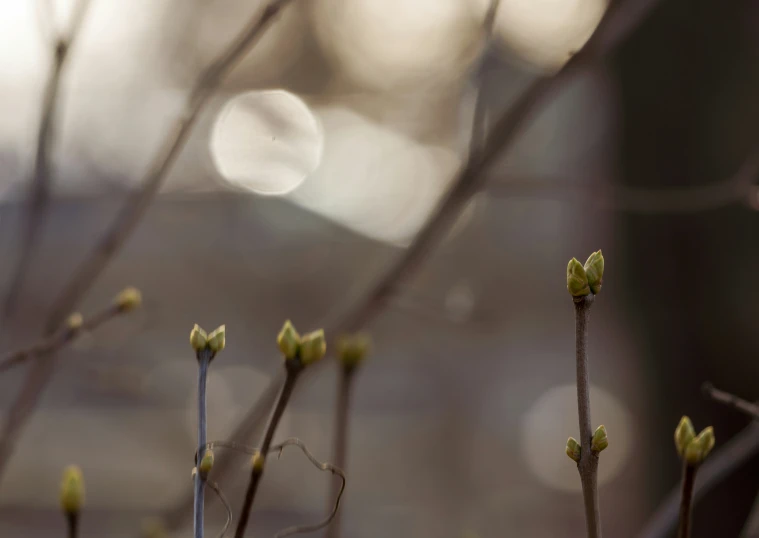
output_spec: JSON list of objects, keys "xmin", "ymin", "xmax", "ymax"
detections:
[
  {"xmin": 277, "ymin": 320, "xmax": 300, "ymax": 360},
  {"xmin": 60, "ymin": 465, "xmax": 85, "ymax": 514},
  {"xmin": 591, "ymin": 425, "xmax": 608, "ymax": 453},
  {"xmin": 685, "ymin": 426, "xmax": 715, "ymax": 465},
  {"xmin": 566, "ymin": 437, "xmax": 581, "ymax": 462},
  {"xmin": 66, "ymin": 312, "xmax": 84, "ymax": 331},
  {"xmin": 207, "ymin": 325, "xmax": 226, "ymax": 353},
  {"xmin": 300, "ymin": 329, "xmax": 327, "ymax": 365},
  {"xmin": 567, "ymin": 258, "xmax": 590, "ymax": 297},
  {"xmin": 190, "ymin": 324, "xmax": 208, "ymax": 351},
  {"xmin": 337, "ymin": 333, "xmax": 371, "ymax": 369},
  {"xmin": 251, "ymin": 450, "xmax": 265, "ymax": 472},
  {"xmin": 199, "ymin": 449, "xmax": 214, "ymax": 478},
  {"xmin": 584, "ymin": 250, "xmax": 604, "ymax": 295},
  {"xmin": 674, "ymin": 416, "xmax": 696, "ymax": 457},
  {"xmin": 115, "ymin": 287, "xmax": 142, "ymax": 311}
]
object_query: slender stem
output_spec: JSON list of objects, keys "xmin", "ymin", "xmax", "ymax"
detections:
[
  {"xmin": 325, "ymin": 365, "xmax": 356, "ymax": 538},
  {"xmin": 637, "ymin": 422, "xmax": 759, "ymax": 538},
  {"xmin": 677, "ymin": 462, "xmax": 697, "ymax": 538},
  {"xmin": 194, "ymin": 351, "xmax": 212, "ymax": 538},
  {"xmin": 234, "ymin": 362, "xmax": 301, "ymax": 538},
  {"xmin": 3, "ymin": 0, "xmax": 92, "ymax": 321},
  {"xmin": 66, "ymin": 511, "xmax": 79, "ymax": 538},
  {"xmin": 702, "ymin": 382, "xmax": 759, "ymax": 421},
  {"xmin": 0, "ymin": 0, "xmax": 299, "ymax": 489},
  {"xmin": 574, "ymin": 294, "xmax": 601, "ymax": 538}
]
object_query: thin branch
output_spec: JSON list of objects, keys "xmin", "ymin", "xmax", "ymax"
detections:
[
  {"xmin": 0, "ymin": 0, "xmax": 299, "ymax": 487},
  {"xmin": 574, "ymin": 295, "xmax": 601, "ymax": 538},
  {"xmin": 235, "ymin": 362, "xmax": 302, "ymax": 538},
  {"xmin": 0, "ymin": 302, "xmax": 126, "ymax": 375},
  {"xmin": 66, "ymin": 511, "xmax": 79, "ymax": 538},
  {"xmin": 487, "ymin": 152, "xmax": 759, "ymax": 214},
  {"xmin": 325, "ymin": 365, "xmax": 356, "ymax": 538},
  {"xmin": 203, "ymin": 438, "xmax": 346, "ymax": 538},
  {"xmin": 3, "ymin": 0, "xmax": 93, "ymax": 321},
  {"xmin": 637, "ymin": 422, "xmax": 759, "ymax": 538},
  {"xmin": 157, "ymin": 0, "xmax": 669, "ymax": 525},
  {"xmin": 702, "ymin": 382, "xmax": 759, "ymax": 421},
  {"xmin": 467, "ymin": 0, "xmax": 501, "ymax": 161},
  {"xmin": 195, "ymin": 350, "xmax": 213, "ymax": 538},
  {"xmin": 677, "ymin": 461, "xmax": 697, "ymax": 538},
  {"xmin": 206, "ymin": 479, "xmax": 232, "ymax": 538},
  {"xmin": 0, "ymin": 289, "xmax": 139, "ymax": 483}
]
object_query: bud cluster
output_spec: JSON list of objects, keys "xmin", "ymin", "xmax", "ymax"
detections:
[{"xmin": 674, "ymin": 416, "xmax": 715, "ymax": 466}]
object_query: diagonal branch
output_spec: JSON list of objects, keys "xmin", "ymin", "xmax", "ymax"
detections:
[
  {"xmin": 0, "ymin": 300, "xmax": 131, "ymax": 375},
  {"xmin": 3, "ymin": 0, "xmax": 93, "ymax": 321},
  {"xmin": 702, "ymin": 382, "xmax": 759, "ymax": 421},
  {"xmin": 44, "ymin": 0, "xmax": 299, "ymax": 333},
  {"xmin": 0, "ymin": 0, "xmax": 300, "ymax": 486}
]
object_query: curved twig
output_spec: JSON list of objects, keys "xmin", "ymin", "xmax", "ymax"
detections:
[
  {"xmin": 0, "ymin": 0, "xmax": 300, "ymax": 487},
  {"xmin": 202, "ymin": 437, "xmax": 346, "ymax": 538},
  {"xmin": 207, "ymin": 479, "xmax": 233, "ymax": 538}
]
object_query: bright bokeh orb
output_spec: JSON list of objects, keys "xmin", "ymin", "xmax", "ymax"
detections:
[
  {"xmin": 287, "ymin": 106, "xmax": 461, "ymax": 246},
  {"xmin": 210, "ymin": 89, "xmax": 324, "ymax": 195},
  {"xmin": 471, "ymin": 0, "xmax": 607, "ymax": 72},
  {"xmin": 312, "ymin": 0, "xmax": 482, "ymax": 91},
  {"xmin": 520, "ymin": 384, "xmax": 632, "ymax": 492}
]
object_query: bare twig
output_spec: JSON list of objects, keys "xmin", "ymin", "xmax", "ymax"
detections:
[
  {"xmin": 0, "ymin": 0, "xmax": 299, "ymax": 486},
  {"xmin": 702, "ymin": 383, "xmax": 759, "ymax": 421},
  {"xmin": 467, "ymin": 0, "xmax": 501, "ymax": 161},
  {"xmin": 158, "ymin": 0, "xmax": 669, "ymax": 526},
  {"xmin": 66, "ymin": 511, "xmax": 79, "ymax": 538},
  {"xmin": 677, "ymin": 461, "xmax": 697, "ymax": 538},
  {"xmin": 637, "ymin": 422, "xmax": 759, "ymax": 538},
  {"xmin": 3, "ymin": 0, "xmax": 93, "ymax": 320},
  {"xmin": 0, "ymin": 301, "xmax": 126, "ymax": 375},
  {"xmin": 235, "ymin": 361, "xmax": 302, "ymax": 538},
  {"xmin": 195, "ymin": 349, "xmax": 213, "ymax": 538},
  {"xmin": 206, "ymin": 479, "xmax": 232, "ymax": 538},
  {"xmin": 573, "ymin": 295, "xmax": 601, "ymax": 538},
  {"xmin": 202, "ymin": 437, "xmax": 346, "ymax": 538},
  {"xmin": 0, "ymin": 289, "xmax": 139, "ymax": 481},
  {"xmin": 325, "ymin": 365, "xmax": 356, "ymax": 538}
]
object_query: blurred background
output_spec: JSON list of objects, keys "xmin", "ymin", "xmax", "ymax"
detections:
[{"xmin": 0, "ymin": 0, "xmax": 758, "ymax": 536}]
